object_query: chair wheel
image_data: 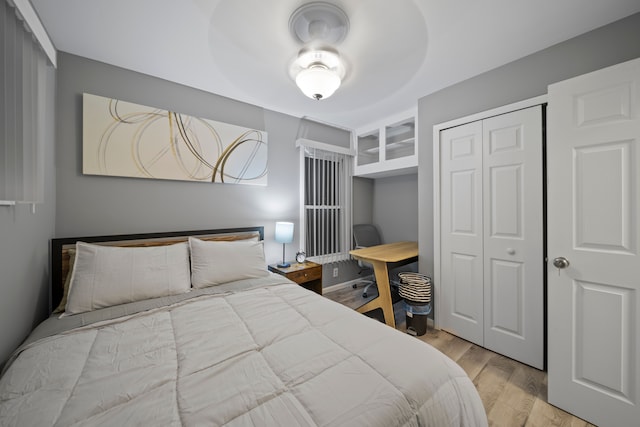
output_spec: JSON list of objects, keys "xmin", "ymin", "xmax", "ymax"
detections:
[
  {"xmin": 352, "ymin": 284, "xmax": 358, "ymax": 289},
  {"xmin": 363, "ymin": 293, "xmax": 368, "ymax": 298}
]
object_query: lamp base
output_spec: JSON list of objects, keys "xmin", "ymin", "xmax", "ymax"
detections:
[{"xmin": 277, "ymin": 262, "xmax": 291, "ymax": 268}]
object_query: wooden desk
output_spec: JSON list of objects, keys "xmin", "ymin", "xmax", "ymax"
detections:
[{"xmin": 350, "ymin": 241, "xmax": 418, "ymax": 328}]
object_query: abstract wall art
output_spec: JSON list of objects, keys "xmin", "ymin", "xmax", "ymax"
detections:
[{"xmin": 82, "ymin": 93, "xmax": 268, "ymax": 185}]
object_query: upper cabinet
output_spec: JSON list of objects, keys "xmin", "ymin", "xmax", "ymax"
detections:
[{"xmin": 354, "ymin": 110, "xmax": 417, "ymax": 178}]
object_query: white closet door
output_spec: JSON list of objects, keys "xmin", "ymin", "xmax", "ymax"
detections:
[
  {"xmin": 439, "ymin": 106, "xmax": 544, "ymax": 367},
  {"xmin": 547, "ymin": 57, "xmax": 640, "ymax": 427},
  {"xmin": 482, "ymin": 107, "xmax": 544, "ymax": 369},
  {"xmin": 440, "ymin": 120, "xmax": 484, "ymax": 346}
]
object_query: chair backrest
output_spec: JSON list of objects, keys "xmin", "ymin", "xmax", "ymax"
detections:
[{"xmin": 353, "ymin": 224, "xmax": 382, "ymax": 248}]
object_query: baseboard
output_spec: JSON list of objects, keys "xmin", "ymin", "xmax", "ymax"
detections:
[{"xmin": 323, "ymin": 276, "xmax": 373, "ymax": 293}]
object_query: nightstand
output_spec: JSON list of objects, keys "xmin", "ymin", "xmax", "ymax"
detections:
[{"xmin": 268, "ymin": 261, "xmax": 323, "ymax": 295}]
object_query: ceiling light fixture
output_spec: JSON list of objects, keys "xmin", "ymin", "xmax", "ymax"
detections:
[
  {"xmin": 296, "ymin": 64, "xmax": 340, "ymax": 101},
  {"xmin": 288, "ymin": 2, "xmax": 349, "ymax": 101},
  {"xmin": 292, "ymin": 48, "xmax": 344, "ymax": 100}
]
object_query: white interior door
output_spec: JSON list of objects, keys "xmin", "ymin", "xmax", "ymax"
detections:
[
  {"xmin": 440, "ymin": 120, "xmax": 484, "ymax": 346},
  {"xmin": 482, "ymin": 107, "xmax": 544, "ymax": 369},
  {"xmin": 547, "ymin": 57, "xmax": 640, "ymax": 427}
]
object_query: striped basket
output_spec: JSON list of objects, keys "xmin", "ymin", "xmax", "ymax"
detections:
[{"xmin": 398, "ymin": 272, "xmax": 432, "ymax": 304}]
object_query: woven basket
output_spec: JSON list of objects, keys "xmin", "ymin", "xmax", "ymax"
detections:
[{"xmin": 398, "ymin": 272, "xmax": 432, "ymax": 304}]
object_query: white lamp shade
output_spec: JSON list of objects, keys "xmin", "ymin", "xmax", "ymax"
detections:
[
  {"xmin": 295, "ymin": 66, "xmax": 341, "ymax": 100},
  {"xmin": 275, "ymin": 221, "xmax": 294, "ymax": 243}
]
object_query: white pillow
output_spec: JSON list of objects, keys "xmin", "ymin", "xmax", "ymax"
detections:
[
  {"xmin": 65, "ymin": 241, "xmax": 191, "ymax": 315},
  {"xmin": 189, "ymin": 237, "xmax": 269, "ymax": 288}
]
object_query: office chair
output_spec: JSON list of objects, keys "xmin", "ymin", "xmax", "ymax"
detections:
[{"xmin": 352, "ymin": 224, "xmax": 382, "ymax": 298}]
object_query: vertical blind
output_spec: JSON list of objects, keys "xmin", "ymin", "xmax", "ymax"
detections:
[
  {"xmin": 1, "ymin": 0, "xmax": 51, "ymax": 204},
  {"xmin": 302, "ymin": 145, "xmax": 353, "ymax": 264}
]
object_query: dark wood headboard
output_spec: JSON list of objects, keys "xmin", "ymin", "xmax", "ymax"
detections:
[{"xmin": 50, "ymin": 226, "xmax": 264, "ymax": 313}]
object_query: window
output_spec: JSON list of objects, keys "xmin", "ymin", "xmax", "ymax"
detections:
[{"xmin": 299, "ymin": 141, "xmax": 353, "ymax": 264}]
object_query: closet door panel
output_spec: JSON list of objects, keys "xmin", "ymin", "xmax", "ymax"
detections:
[
  {"xmin": 440, "ymin": 121, "xmax": 484, "ymax": 345},
  {"xmin": 489, "ymin": 165, "xmax": 522, "ymax": 238},
  {"xmin": 489, "ymin": 259, "xmax": 524, "ymax": 334},
  {"xmin": 450, "ymin": 253, "xmax": 481, "ymax": 321},
  {"xmin": 482, "ymin": 106, "xmax": 544, "ymax": 369}
]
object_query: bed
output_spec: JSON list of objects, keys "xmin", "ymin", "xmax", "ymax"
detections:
[{"xmin": 0, "ymin": 227, "xmax": 487, "ymax": 426}]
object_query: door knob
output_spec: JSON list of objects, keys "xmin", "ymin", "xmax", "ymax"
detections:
[{"xmin": 552, "ymin": 257, "xmax": 570, "ymax": 269}]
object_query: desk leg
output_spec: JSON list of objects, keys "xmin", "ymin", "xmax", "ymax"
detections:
[{"xmin": 355, "ymin": 260, "xmax": 396, "ymax": 328}]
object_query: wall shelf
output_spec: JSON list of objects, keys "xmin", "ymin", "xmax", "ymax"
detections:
[{"xmin": 354, "ymin": 109, "xmax": 417, "ymax": 178}]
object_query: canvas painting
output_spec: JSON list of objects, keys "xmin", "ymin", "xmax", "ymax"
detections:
[{"xmin": 82, "ymin": 93, "xmax": 268, "ymax": 185}]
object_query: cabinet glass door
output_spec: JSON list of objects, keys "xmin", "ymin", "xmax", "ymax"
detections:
[
  {"xmin": 357, "ymin": 130, "xmax": 379, "ymax": 166},
  {"xmin": 385, "ymin": 118, "xmax": 415, "ymax": 161}
]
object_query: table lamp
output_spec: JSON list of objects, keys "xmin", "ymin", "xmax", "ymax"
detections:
[{"xmin": 275, "ymin": 221, "xmax": 294, "ymax": 268}]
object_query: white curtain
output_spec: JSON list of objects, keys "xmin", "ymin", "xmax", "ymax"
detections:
[
  {"xmin": 1, "ymin": 0, "xmax": 52, "ymax": 204},
  {"xmin": 300, "ymin": 144, "xmax": 353, "ymax": 264}
]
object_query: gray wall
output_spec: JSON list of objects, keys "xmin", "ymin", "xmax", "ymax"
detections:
[
  {"xmin": 352, "ymin": 176, "xmax": 374, "ymax": 225},
  {"xmin": 418, "ymin": 12, "xmax": 640, "ymax": 279},
  {"xmin": 373, "ymin": 173, "xmax": 418, "ymax": 243},
  {"xmin": 0, "ymin": 66, "xmax": 57, "ymax": 367},
  {"xmin": 55, "ymin": 52, "xmax": 349, "ymax": 269},
  {"xmin": 353, "ymin": 173, "xmax": 419, "ymax": 245}
]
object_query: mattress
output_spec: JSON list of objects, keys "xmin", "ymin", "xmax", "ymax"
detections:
[{"xmin": 0, "ymin": 275, "xmax": 487, "ymax": 426}]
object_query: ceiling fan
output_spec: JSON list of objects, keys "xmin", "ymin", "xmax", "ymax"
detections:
[{"xmin": 288, "ymin": 2, "xmax": 349, "ymax": 100}]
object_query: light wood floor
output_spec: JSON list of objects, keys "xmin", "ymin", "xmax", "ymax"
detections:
[{"xmin": 324, "ymin": 283, "xmax": 596, "ymax": 427}]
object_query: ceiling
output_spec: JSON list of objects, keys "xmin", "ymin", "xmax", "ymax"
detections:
[{"xmin": 31, "ymin": 0, "xmax": 640, "ymax": 130}]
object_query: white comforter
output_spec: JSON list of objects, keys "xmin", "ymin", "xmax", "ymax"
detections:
[{"xmin": 0, "ymin": 281, "xmax": 487, "ymax": 426}]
